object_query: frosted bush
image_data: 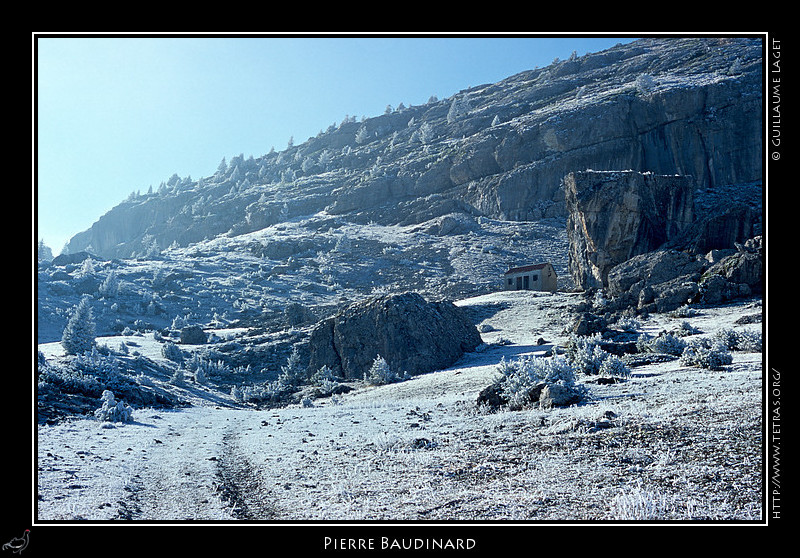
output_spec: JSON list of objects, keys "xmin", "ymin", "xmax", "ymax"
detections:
[
  {"xmin": 680, "ymin": 339, "xmax": 733, "ymax": 370},
  {"xmin": 734, "ymin": 330, "xmax": 762, "ymax": 352},
  {"xmin": 278, "ymin": 347, "xmax": 307, "ymax": 386},
  {"xmin": 592, "ymin": 290, "xmax": 610, "ymax": 311},
  {"xmin": 669, "ymin": 305, "xmax": 698, "ymax": 318},
  {"xmin": 364, "ymin": 355, "xmax": 400, "ymax": 386},
  {"xmin": 712, "ymin": 328, "xmax": 738, "ymax": 350},
  {"xmin": 568, "ymin": 336, "xmax": 607, "ymax": 375},
  {"xmin": 636, "ymin": 332, "xmax": 686, "ymax": 356},
  {"xmin": 674, "ymin": 321, "xmax": 701, "ymax": 337},
  {"xmin": 497, "ymin": 355, "xmax": 587, "ymax": 410},
  {"xmin": 311, "ymin": 365, "xmax": 338, "ymax": 384},
  {"xmin": 161, "ymin": 341, "xmax": 184, "ymax": 362},
  {"xmin": 317, "ymin": 378, "xmax": 342, "ymax": 396},
  {"xmin": 37, "ymin": 359, "xmax": 104, "ymax": 398},
  {"xmin": 237, "ymin": 380, "xmax": 290, "ymax": 404},
  {"xmin": 616, "ymin": 316, "xmax": 641, "ymax": 333},
  {"xmin": 599, "ymin": 355, "xmax": 631, "ymax": 379},
  {"xmin": 566, "ymin": 334, "xmax": 628, "ymax": 377},
  {"xmin": 61, "ymin": 296, "xmax": 96, "ymax": 355},
  {"xmin": 94, "ymin": 390, "xmax": 134, "ymax": 423},
  {"xmin": 170, "ymin": 366, "xmax": 187, "ymax": 387},
  {"xmin": 184, "ymin": 354, "xmax": 229, "ymax": 383},
  {"xmin": 72, "ymin": 348, "xmax": 121, "ymax": 377},
  {"xmin": 309, "ymin": 365, "xmax": 344, "ymax": 397},
  {"xmin": 713, "ymin": 328, "xmax": 762, "ymax": 352}
]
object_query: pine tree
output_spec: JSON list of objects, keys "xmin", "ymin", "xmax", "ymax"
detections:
[
  {"xmin": 37, "ymin": 239, "xmax": 53, "ymax": 262},
  {"xmin": 61, "ymin": 296, "xmax": 96, "ymax": 355}
]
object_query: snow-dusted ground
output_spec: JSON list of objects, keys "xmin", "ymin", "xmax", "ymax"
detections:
[{"xmin": 36, "ymin": 291, "xmax": 764, "ymax": 522}]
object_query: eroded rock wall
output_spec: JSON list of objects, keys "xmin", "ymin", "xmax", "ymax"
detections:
[{"xmin": 565, "ymin": 170, "xmax": 695, "ymax": 290}]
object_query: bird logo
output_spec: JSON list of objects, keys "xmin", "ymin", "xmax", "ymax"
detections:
[{"xmin": 2, "ymin": 530, "xmax": 29, "ymax": 554}]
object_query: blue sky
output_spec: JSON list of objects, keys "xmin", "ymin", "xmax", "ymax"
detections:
[{"xmin": 35, "ymin": 34, "xmax": 637, "ymax": 254}]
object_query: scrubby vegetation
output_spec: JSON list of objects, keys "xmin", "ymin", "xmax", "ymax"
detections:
[
  {"xmin": 364, "ymin": 355, "xmax": 403, "ymax": 386},
  {"xmin": 94, "ymin": 390, "xmax": 134, "ymax": 423},
  {"xmin": 494, "ymin": 354, "xmax": 588, "ymax": 411}
]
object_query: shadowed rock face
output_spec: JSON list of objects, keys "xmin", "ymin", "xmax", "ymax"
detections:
[
  {"xmin": 565, "ymin": 171, "xmax": 695, "ymax": 290},
  {"xmin": 307, "ymin": 292, "xmax": 482, "ymax": 380}
]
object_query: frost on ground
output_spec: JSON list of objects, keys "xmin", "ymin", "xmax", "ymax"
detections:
[{"xmin": 36, "ymin": 291, "xmax": 763, "ymax": 522}]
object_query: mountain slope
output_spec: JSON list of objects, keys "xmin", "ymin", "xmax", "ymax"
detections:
[{"xmin": 61, "ymin": 37, "xmax": 762, "ymax": 261}]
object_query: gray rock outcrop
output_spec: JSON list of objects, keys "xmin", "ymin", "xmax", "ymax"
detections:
[
  {"xmin": 699, "ymin": 236, "xmax": 763, "ymax": 304},
  {"xmin": 307, "ymin": 292, "xmax": 482, "ymax": 380},
  {"xmin": 601, "ymin": 236, "xmax": 763, "ymax": 314},
  {"xmin": 565, "ymin": 171, "xmax": 695, "ymax": 290}
]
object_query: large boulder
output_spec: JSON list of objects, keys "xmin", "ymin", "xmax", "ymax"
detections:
[
  {"xmin": 565, "ymin": 171, "xmax": 695, "ymax": 290},
  {"xmin": 307, "ymin": 292, "xmax": 482, "ymax": 380},
  {"xmin": 603, "ymin": 237, "xmax": 763, "ymax": 313},
  {"xmin": 606, "ymin": 249, "xmax": 705, "ymax": 299},
  {"xmin": 605, "ymin": 250, "xmax": 705, "ymax": 314},
  {"xmin": 699, "ymin": 236, "xmax": 763, "ymax": 304}
]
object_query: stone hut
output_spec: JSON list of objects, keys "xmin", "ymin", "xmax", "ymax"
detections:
[{"xmin": 503, "ymin": 263, "xmax": 557, "ymax": 292}]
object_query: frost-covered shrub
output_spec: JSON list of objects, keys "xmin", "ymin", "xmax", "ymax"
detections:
[
  {"xmin": 680, "ymin": 339, "xmax": 733, "ymax": 370},
  {"xmin": 636, "ymin": 332, "xmax": 686, "ymax": 356},
  {"xmin": 94, "ymin": 390, "xmax": 134, "ymax": 423},
  {"xmin": 310, "ymin": 364, "xmax": 338, "ymax": 384},
  {"xmin": 567, "ymin": 334, "xmax": 607, "ymax": 375},
  {"xmin": 98, "ymin": 271, "xmax": 120, "ymax": 298},
  {"xmin": 591, "ymin": 290, "xmax": 614, "ymax": 312},
  {"xmin": 61, "ymin": 296, "xmax": 96, "ymax": 355},
  {"xmin": 71, "ymin": 348, "xmax": 128, "ymax": 394},
  {"xmin": 235, "ymin": 380, "xmax": 291, "ymax": 405},
  {"xmin": 184, "ymin": 354, "xmax": 229, "ymax": 381},
  {"xmin": 37, "ymin": 358, "xmax": 104, "ymax": 398},
  {"xmin": 277, "ymin": 347, "xmax": 307, "ymax": 386},
  {"xmin": 669, "ymin": 305, "xmax": 698, "ymax": 318},
  {"xmin": 170, "ymin": 366, "xmax": 187, "ymax": 387},
  {"xmin": 171, "ymin": 314, "xmax": 188, "ymax": 330},
  {"xmin": 713, "ymin": 328, "xmax": 762, "ymax": 352},
  {"xmin": 496, "ymin": 355, "xmax": 587, "ymax": 410},
  {"xmin": 364, "ymin": 355, "xmax": 400, "ymax": 386},
  {"xmin": 733, "ymin": 330, "xmax": 762, "ymax": 352},
  {"xmin": 617, "ymin": 316, "xmax": 642, "ymax": 333},
  {"xmin": 161, "ymin": 341, "xmax": 184, "ymax": 363},
  {"xmin": 674, "ymin": 321, "xmax": 702, "ymax": 337},
  {"xmin": 566, "ymin": 334, "xmax": 629, "ymax": 377},
  {"xmin": 194, "ymin": 365, "xmax": 208, "ymax": 385},
  {"xmin": 311, "ymin": 365, "xmax": 344, "ymax": 396},
  {"xmin": 599, "ymin": 355, "xmax": 631, "ymax": 379},
  {"xmin": 711, "ymin": 328, "xmax": 738, "ymax": 350}
]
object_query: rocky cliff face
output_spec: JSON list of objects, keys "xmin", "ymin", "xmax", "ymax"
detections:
[
  {"xmin": 565, "ymin": 170, "xmax": 695, "ymax": 290},
  {"xmin": 62, "ymin": 37, "xmax": 762, "ymax": 261}
]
